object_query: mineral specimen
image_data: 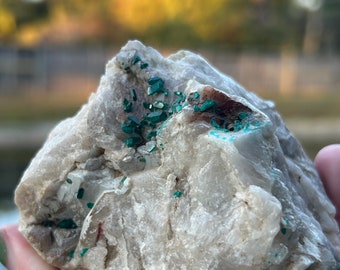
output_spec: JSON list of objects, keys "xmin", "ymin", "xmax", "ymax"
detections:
[{"xmin": 15, "ymin": 41, "xmax": 340, "ymax": 269}]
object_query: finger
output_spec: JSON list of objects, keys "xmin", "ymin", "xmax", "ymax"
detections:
[
  {"xmin": 315, "ymin": 144, "xmax": 340, "ymax": 224},
  {"xmin": 0, "ymin": 224, "xmax": 57, "ymax": 270}
]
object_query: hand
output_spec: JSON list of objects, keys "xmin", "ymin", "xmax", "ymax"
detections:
[
  {"xmin": 0, "ymin": 224, "xmax": 57, "ymax": 270},
  {"xmin": 315, "ymin": 144, "xmax": 340, "ymax": 225},
  {"xmin": 1, "ymin": 144, "xmax": 340, "ymax": 270}
]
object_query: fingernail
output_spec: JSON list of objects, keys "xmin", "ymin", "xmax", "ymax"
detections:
[{"xmin": 0, "ymin": 231, "xmax": 7, "ymax": 267}]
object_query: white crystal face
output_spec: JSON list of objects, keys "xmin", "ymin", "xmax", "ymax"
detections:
[{"xmin": 15, "ymin": 41, "xmax": 340, "ymax": 269}]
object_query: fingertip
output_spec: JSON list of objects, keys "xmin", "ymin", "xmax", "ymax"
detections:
[
  {"xmin": 315, "ymin": 144, "xmax": 340, "ymax": 222},
  {"xmin": 315, "ymin": 144, "xmax": 340, "ymax": 172},
  {"xmin": 0, "ymin": 224, "xmax": 57, "ymax": 270},
  {"xmin": 315, "ymin": 144, "xmax": 340, "ymax": 184}
]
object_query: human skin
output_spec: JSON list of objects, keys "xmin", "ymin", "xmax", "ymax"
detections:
[
  {"xmin": 0, "ymin": 224, "xmax": 57, "ymax": 270},
  {"xmin": 315, "ymin": 144, "xmax": 340, "ymax": 225},
  {"xmin": 1, "ymin": 144, "xmax": 340, "ymax": 270}
]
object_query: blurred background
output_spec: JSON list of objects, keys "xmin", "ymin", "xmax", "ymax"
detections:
[{"xmin": 1, "ymin": 0, "xmax": 340, "ymax": 225}]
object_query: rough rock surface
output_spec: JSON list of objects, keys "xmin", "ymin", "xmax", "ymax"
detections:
[{"xmin": 15, "ymin": 41, "xmax": 340, "ymax": 269}]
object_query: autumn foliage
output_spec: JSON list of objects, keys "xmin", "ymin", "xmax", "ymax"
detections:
[{"xmin": 0, "ymin": 0, "xmax": 339, "ymax": 53}]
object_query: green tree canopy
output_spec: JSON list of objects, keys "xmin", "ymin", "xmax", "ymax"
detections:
[{"xmin": 0, "ymin": 0, "xmax": 338, "ymax": 53}]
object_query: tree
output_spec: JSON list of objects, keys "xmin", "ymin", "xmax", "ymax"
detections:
[
  {"xmin": 321, "ymin": 0, "xmax": 340, "ymax": 53},
  {"xmin": 0, "ymin": 5, "xmax": 16, "ymax": 39},
  {"xmin": 1, "ymin": 0, "xmax": 338, "ymax": 54}
]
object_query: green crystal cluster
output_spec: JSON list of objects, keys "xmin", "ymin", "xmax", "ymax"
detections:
[
  {"xmin": 119, "ymin": 55, "xmax": 191, "ymax": 148},
  {"xmin": 118, "ymin": 54, "xmax": 252, "ymax": 149}
]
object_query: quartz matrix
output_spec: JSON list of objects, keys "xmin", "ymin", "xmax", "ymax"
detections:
[{"xmin": 15, "ymin": 41, "xmax": 340, "ymax": 269}]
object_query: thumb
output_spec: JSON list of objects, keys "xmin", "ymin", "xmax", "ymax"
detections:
[
  {"xmin": 315, "ymin": 144, "xmax": 340, "ymax": 225},
  {"xmin": 0, "ymin": 224, "xmax": 57, "ymax": 270}
]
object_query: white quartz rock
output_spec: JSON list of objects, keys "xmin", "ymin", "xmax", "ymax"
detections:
[{"xmin": 15, "ymin": 40, "xmax": 340, "ymax": 269}]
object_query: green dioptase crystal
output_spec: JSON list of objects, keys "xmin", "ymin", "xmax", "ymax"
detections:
[
  {"xmin": 122, "ymin": 116, "xmax": 142, "ymax": 134},
  {"xmin": 130, "ymin": 89, "xmax": 137, "ymax": 101},
  {"xmin": 143, "ymin": 102, "xmax": 153, "ymax": 110},
  {"xmin": 127, "ymin": 115, "xmax": 141, "ymax": 126},
  {"xmin": 124, "ymin": 136, "xmax": 142, "ymax": 147},
  {"xmin": 146, "ymin": 111, "xmax": 167, "ymax": 123},
  {"xmin": 147, "ymin": 143, "xmax": 157, "ymax": 153},
  {"xmin": 238, "ymin": 112, "xmax": 249, "ymax": 120},
  {"xmin": 163, "ymin": 88, "xmax": 169, "ymax": 96},
  {"xmin": 153, "ymin": 101, "xmax": 169, "ymax": 110},
  {"xmin": 77, "ymin": 188, "xmax": 85, "ymax": 199},
  {"xmin": 57, "ymin": 219, "xmax": 78, "ymax": 229},
  {"xmin": 139, "ymin": 156, "xmax": 146, "ymax": 163},
  {"xmin": 172, "ymin": 104, "xmax": 183, "ymax": 113},
  {"xmin": 80, "ymin": 248, "xmax": 89, "ymax": 257},
  {"xmin": 132, "ymin": 55, "xmax": 141, "ymax": 65},
  {"xmin": 174, "ymin": 91, "xmax": 186, "ymax": 104},
  {"xmin": 87, "ymin": 202, "xmax": 94, "ymax": 209},
  {"xmin": 211, "ymin": 118, "xmax": 221, "ymax": 129},
  {"xmin": 143, "ymin": 120, "xmax": 156, "ymax": 129},
  {"xmin": 140, "ymin": 62, "xmax": 149, "ymax": 69},
  {"xmin": 123, "ymin": 98, "xmax": 133, "ymax": 112},
  {"xmin": 148, "ymin": 82, "xmax": 163, "ymax": 95},
  {"xmin": 159, "ymin": 143, "xmax": 165, "ymax": 151},
  {"xmin": 120, "ymin": 176, "xmax": 127, "ymax": 184},
  {"xmin": 188, "ymin": 91, "xmax": 200, "ymax": 103},
  {"xmin": 233, "ymin": 120, "xmax": 243, "ymax": 131},
  {"xmin": 194, "ymin": 105, "xmax": 200, "ymax": 112},
  {"xmin": 69, "ymin": 249, "xmax": 75, "ymax": 258},
  {"xmin": 121, "ymin": 122, "xmax": 134, "ymax": 134},
  {"xmin": 200, "ymin": 100, "xmax": 216, "ymax": 112},
  {"xmin": 147, "ymin": 131, "xmax": 157, "ymax": 140},
  {"xmin": 147, "ymin": 77, "xmax": 165, "ymax": 95},
  {"xmin": 173, "ymin": 191, "xmax": 183, "ymax": 198}
]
